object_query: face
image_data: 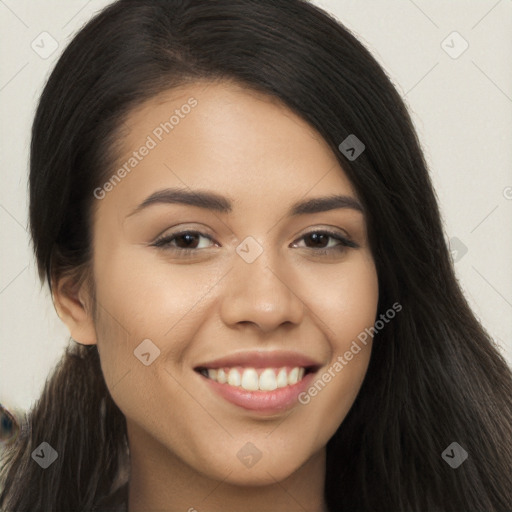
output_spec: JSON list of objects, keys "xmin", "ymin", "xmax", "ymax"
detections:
[{"xmin": 87, "ymin": 80, "xmax": 378, "ymax": 485}]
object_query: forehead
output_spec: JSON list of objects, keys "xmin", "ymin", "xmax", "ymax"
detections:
[{"xmin": 96, "ymin": 80, "xmax": 358, "ymax": 217}]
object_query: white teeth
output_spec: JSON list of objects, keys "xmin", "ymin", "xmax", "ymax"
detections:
[
  {"xmin": 228, "ymin": 368, "xmax": 241, "ymax": 386},
  {"xmin": 288, "ymin": 367, "xmax": 299, "ymax": 385},
  {"xmin": 241, "ymin": 368, "xmax": 259, "ymax": 391},
  {"xmin": 203, "ymin": 366, "xmax": 307, "ymax": 391},
  {"xmin": 259, "ymin": 368, "xmax": 277, "ymax": 390},
  {"xmin": 276, "ymin": 368, "xmax": 288, "ymax": 388},
  {"xmin": 217, "ymin": 369, "xmax": 227, "ymax": 384}
]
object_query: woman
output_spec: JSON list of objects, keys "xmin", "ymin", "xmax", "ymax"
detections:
[{"xmin": 1, "ymin": 0, "xmax": 511, "ymax": 510}]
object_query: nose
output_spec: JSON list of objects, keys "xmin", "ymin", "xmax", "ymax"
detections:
[{"xmin": 219, "ymin": 247, "xmax": 305, "ymax": 334}]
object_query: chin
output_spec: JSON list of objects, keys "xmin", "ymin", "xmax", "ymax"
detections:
[{"xmin": 193, "ymin": 449, "xmax": 315, "ymax": 487}]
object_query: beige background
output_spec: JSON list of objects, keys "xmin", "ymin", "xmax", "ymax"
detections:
[{"xmin": 1, "ymin": 0, "xmax": 511, "ymax": 412}]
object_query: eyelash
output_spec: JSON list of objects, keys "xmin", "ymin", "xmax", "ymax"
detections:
[{"xmin": 151, "ymin": 229, "xmax": 359, "ymax": 257}]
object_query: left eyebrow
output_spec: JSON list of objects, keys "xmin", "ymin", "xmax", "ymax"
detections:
[
  {"xmin": 289, "ymin": 194, "xmax": 363, "ymax": 215},
  {"xmin": 125, "ymin": 187, "xmax": 364, "ymax": 219}
]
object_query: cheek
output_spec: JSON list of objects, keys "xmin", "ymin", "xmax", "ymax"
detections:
[
  {"xmin": 294, "ymin": 251, "xmax": 378, "ymax": 436},
  {"xmin": 91, "ymin": 247, "xmax": 225, "ymax": 406},
  {"xmin": 91, "ymin": 253, "xmax": 213, "ymax": 450},
  {"xmin": 93, "ymin": 245, "xmax": 218, "ymax": 346},
  {"xmin": 303, "ymin": 249, "xmax": 379, "ymax": 344}
]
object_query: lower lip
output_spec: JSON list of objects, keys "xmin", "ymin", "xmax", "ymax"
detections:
[{"xmin": 199, "ymin": 371, "xmax": 316, "ymax": 413}]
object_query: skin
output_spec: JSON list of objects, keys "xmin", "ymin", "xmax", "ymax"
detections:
[{"xmin": 54, "ymin": 80, "xmax": 379, "ymax": 512}]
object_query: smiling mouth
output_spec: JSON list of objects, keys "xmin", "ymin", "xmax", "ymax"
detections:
[{"xmin": 195, "ymin": 365, "xmax": 316, "ymax": 392}]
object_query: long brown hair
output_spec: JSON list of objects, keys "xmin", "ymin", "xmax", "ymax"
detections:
[{"xmin": 1, "ymin": 0, "xmax": 511, "ymax": 510}]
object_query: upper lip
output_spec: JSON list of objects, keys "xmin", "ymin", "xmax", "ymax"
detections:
[{"xmin": 194, "ymin": 350, "xmax": 323, "ymax": 370}]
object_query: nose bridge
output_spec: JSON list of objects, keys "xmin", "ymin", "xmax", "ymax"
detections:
[{"xmin": 220, "ymin": 238, "xmax": 304, "ymax": 332}]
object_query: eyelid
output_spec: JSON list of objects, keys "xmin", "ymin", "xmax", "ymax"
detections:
[
  {"xmin": 291, "ymin": 228, "xmax": 358, "ymax": 249},
  {"xmin": 151, "ymin": 225, "xmax": 352, "ymax": 243},
  {"xmin": 293, "ymin": 225, "xmax": 354, "ymax": 242},
  {"xmin": 152, "ymin": 223, "xmax": 214, "ymax": 240},
  {"xmin": 152, "ymin": 229, "xmax": 216, "ymax": 249},
  {"xmin": 150, "ymin": 225, "xmax": 359, "ymax": 257}
]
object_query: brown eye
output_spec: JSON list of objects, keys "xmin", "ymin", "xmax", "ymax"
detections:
[
  {"xmin": 168, "ymin": 232, "xmax": 201, "ymax": 249},
  {"xmin": 152, "ymin": 230, "xmax": 216, "ymax": 254},
  {"xmin": 303, "ymin": 232, "xmax": 331, "ymax": 248},
  {"xmin": 294, "ymin": 230, "xmax": 358, "ymax": 254}
]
